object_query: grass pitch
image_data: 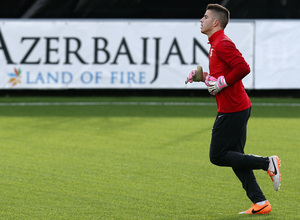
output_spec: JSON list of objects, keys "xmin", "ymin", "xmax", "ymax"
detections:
[{"xmin": 0, "ymin": 97, "xmax": 299, "ymax": 219}]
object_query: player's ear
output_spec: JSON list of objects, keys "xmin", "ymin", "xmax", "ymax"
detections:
[{"xmin": 213, "ymin": 19, "xmax": 219, "ymax": 27}]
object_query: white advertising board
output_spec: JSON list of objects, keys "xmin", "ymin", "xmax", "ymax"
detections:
[
  {"xmin": 0, "ymin": 20, "xmax": 254, "ymax": 89},
  {"xmin": 255, "ymin": 20, "xmax": 300, "ymax": 89}
]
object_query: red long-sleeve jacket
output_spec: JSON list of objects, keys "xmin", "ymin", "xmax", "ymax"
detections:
[{"xmin": 208, "ymin": 30, "xmax": 251, "ymax": 113}]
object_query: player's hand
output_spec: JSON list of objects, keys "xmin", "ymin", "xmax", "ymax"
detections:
[
  {"xmin": 185, "ymin": 66, "xmax": 207, "ymax": 84},
  {"xmin": 205, "ymin": 75, "xmax": 228, "ymax": 95}
]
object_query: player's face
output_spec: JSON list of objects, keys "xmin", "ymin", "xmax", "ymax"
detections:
[{"xmin": 200, "ymin": 10, "xmax": 215, "ymax": 35}]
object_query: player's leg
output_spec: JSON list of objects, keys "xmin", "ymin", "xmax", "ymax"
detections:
[
  {"xmin": 232, "ymin": 167, "xmax": 266, "ymax": 203},
  {"xmin": 209, "ymin": 107, "xmax": 269, "ymax": 170},
  {"xmin": 209, "ymin": 107, "xmax": 281, "ymax": 190},
  {"xmin": 210, "ymin": 107, "xmax": 268, "ymax": 203},
  {"xmin": 230, "ymin": 115, "xmax": 267, "ymax": 204}
]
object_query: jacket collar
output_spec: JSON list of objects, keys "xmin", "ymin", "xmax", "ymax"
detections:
[{"xmin": 208, "ymin": 30, "xmax": 225, "ymax": 44}]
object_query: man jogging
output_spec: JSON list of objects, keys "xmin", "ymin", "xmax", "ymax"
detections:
[{"xmin": 185, "ymin": 4, "xmax": 281, "ymax": 215}]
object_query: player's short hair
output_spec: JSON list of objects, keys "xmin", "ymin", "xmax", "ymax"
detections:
[{"xmin": 207, "ymin": 4, "xmax": 230, "ymax": 29}]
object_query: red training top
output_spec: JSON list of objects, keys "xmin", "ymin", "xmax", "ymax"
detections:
[{"xmin": 208, "ymin": 30, "xmax": 251, "ymax": 113}]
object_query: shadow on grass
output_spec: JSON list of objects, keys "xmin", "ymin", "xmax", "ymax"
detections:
[{"xmin": 213, "ymin": 215, "xmax": 274, "ymax": 219}]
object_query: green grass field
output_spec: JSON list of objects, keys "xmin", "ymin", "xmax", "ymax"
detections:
[{"xmin": 0, "ymin": 96, "xmax": 299, "ymax": 219}]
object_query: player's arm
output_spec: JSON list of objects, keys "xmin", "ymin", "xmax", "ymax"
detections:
[
  {"xmin": 205, "ymin": 40, "xmax": 250, "ymax": 95},
  {"xmin": 185, "ymin": 66, "xmax": 208, "ymax": 84},
  {"xmin": 216, "ymin": 40, "xmax": 250, "ymax": 86}
]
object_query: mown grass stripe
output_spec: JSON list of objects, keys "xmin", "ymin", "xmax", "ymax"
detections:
[{"xmin": 0, "ymin": 102, "xmax": 299, "ymax": 107}]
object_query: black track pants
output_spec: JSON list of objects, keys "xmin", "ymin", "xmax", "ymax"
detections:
[{"xmin": 209, "ymin": 107, "xmax": 269, "ymax": 203}]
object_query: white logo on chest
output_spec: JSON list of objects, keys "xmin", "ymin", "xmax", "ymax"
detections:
[{"xmin": 210, "ymin": 48, "xmax": 214, "ymax": 57}]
